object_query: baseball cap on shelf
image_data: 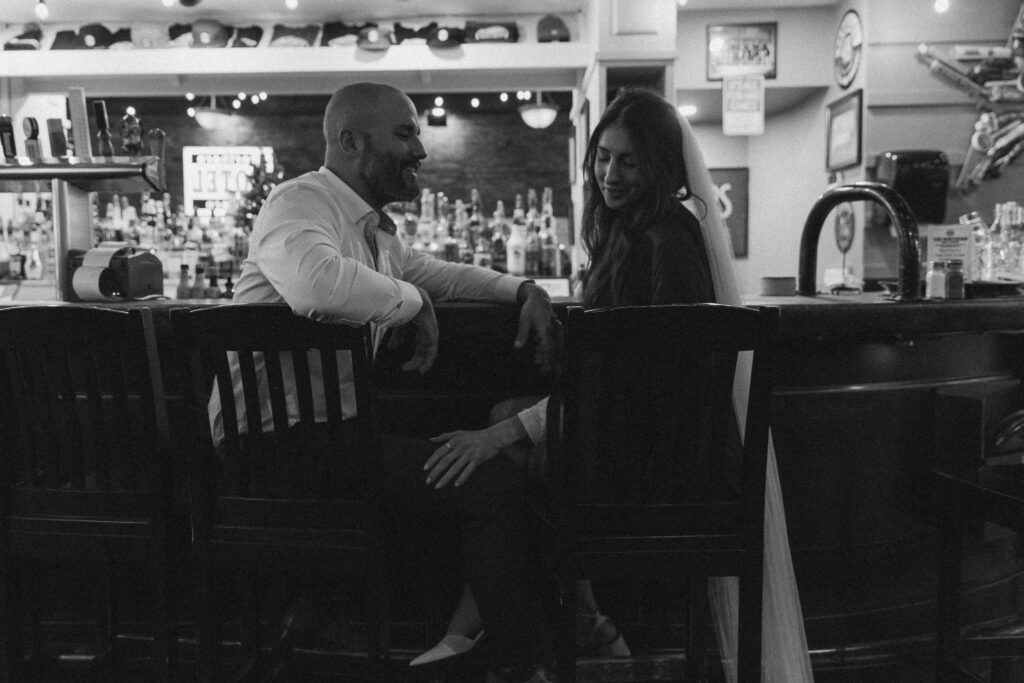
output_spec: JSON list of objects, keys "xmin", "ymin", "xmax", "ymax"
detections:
[
  {"xmin": 192, "ymin": 19, "xmax": 230, "ymax": 48},
  {"xmin": 322, "ymin": 21, "xmax": 371, "ymax": 46},
  {"xmin": 131, "ymin": 23, "xmax": 170, "ymax": 48},
  {"xmin": 537, "ymin": 14, "xmax": 570, "ymax": 42},
  {"xmin": 269, "ymin": 24, "xmax": 319, "ymax": 47},
  {"xmin": 2, "ymin": 23, "xmax": 42, "ymax": 51},
  {"xmin": 230, "ymin": 25, "xmax": 263, "ymax": 47},
  {"xmin": 427, "ymin": 25, "xmax": 464, "ymax": 49},
  {"xmin": 168, "ymin": 23, "xmax": 194, "ymax": 47},
  {"xmin": 464, "ymin": 21, "xmax": 518, "ymax": 43},
  {"xmin": 393, "ymin": 21, "xmax": 436, "ymax": 45},
  {"xmin": 357, "ymin": 25, "xmax": 392, "ymax": 51}
]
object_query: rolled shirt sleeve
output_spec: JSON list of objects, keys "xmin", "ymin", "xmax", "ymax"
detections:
[
  {"xmin": 237, "ymin": 180, "xmax": 423, "ymax": 328},
  {"xmin": 516, "ymin": 396, "xmax": 548, "ymax": 445}
]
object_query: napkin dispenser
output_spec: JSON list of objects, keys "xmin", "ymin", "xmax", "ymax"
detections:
[{"xmin": 69, "ymin": 246, "xmax": 163, "ymax": 300}]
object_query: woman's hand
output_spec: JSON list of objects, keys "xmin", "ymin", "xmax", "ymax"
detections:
[{"xmin": 425, "ymin": 418, "xmax": 527, "ymax": 489}]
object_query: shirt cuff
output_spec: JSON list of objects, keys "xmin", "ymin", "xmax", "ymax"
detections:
[
  {"xmin": 516, "ymin": 397, "xmax": 548, "ymax": 445},
  {"xmin": 380, "ymin": 279, "xmax": 423, "ymax": 327},
  {"xmin": 497, "ymin": 275, "xmax": 531, "ymax": 304}
]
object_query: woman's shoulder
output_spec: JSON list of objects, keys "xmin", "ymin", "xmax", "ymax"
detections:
[{"xmin": 640, "ymin": 202, "xmax": 704, "ymax": 248}]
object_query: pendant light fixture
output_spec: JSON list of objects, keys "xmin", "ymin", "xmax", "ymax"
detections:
[{"xmin": 519, "ymin": 91, "xmax": 559, "ymax": 129}]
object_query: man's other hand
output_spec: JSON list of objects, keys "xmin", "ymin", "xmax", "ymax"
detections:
[{"xmin": 513, "ymin": 281, "xmax": 560, "ymax": 375}]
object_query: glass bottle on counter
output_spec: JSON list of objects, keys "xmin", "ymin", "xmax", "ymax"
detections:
[
  {"xmin": 960, "ymin": 210, "xmax": 988, "ymax": 282},
  {"xmin": 946, "ymin": 259, "xmax": 965, "ymax": 299},
  {"xmin": 507, "ymin": 221, "xmax": 528, "ymax": 276},
  {"xmin": 175, "ymin": 264, "xmax": 191, "ymax": 300},
  {"xmin": 490, "ymin": 201, "xmax": 508, "ymax": 272},
  {"xmin": 538, "ymin": 187, "xmax": 557, "ymax": 276},
  {"xmin": 925, "ymin": 260, "xmax": 947, "ymax": 299}
]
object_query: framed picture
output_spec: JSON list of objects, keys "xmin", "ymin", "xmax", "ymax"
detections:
[
  {"xmin": 826, "ymin": 89, "xmax": 862, "ymax": 171},
  {"xmin": 706, "ymin": 23, "xmax": 777, "ymax": 81},
  {"xmin": 709, "ymin": 167, "xmax": 749, "ymax": 259}
]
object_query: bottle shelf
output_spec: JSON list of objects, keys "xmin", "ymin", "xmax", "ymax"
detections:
[{"xmin": 0, "ymin": 156, "xmax": 164, "ymax": 193}]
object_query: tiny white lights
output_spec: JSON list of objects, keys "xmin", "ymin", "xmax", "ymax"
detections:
[
  {"xmin": 259, "ymin": 92, "xmax": 268, "ymax": 101},
  {"xmin": 238, "ymin": 92, "xmax": 246, "ymax": 100},
  {"xmin": 499, "ymin": 92, "xmax": 509, "ymax": 103},
  {"xmin": 470, "ymin": 97, "xmax": 480, "ymax": 108},
  {"xmin": 232, "ymin": 99, "xmax": 242, "ymax": 110},
  {"xmin": 285, "ymin": 0, "xmax": 298, "ymax": 9},
  {"xmin": 125, "ymin": 106, "xmax": 137, "ymax": 116},
  {"xmin": 434, "ymin": 96, "xmax": 444, "ymax": 107},
  {"xmin": 934, "ymin": 0, "xmax": 949, "ymax": 12},
  {"xmin": 187, "ymin": 107, "xmax": 196, "ymax": 118},
  {"xmin": 678, "ymin": 104, "xmax": 698, "ymax": 117},
  {"xmin": 34, "ymin": 0, "xmax": 49, "ymax": 21},
  {"xmin": 185, "ymin": 92, "xmax": 195, "ymax": 101},
  {"xmin": 162, "ymin": 0, "xmax": 175, "ymax": 6}
]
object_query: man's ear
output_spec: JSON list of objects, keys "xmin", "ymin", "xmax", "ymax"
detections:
[{"xmin": 338, "ymin": 129, "xmax": 364, "ymax": 156}]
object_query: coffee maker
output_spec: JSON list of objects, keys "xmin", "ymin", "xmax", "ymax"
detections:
[{"xmin": 874, "ymin": 150, "xmax": 950, "ymax": 224}]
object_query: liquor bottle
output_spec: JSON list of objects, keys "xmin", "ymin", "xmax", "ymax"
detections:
[
  {"xmin": 538, "ymin": 187, "xmax": 558, "ymax": 276},
  {"xmin": 206, "ymin": 273, "xmax": 222, "ymax": 299},
  {"xmin": 175, "ymin": 264, "xmax": 191, "ymax": 300},
  {"xmin": 221, "ymin": 273, "xmax": 235, "ymax": 299},
  {"xmin": 455, "ymin": 200, "xmax": 474, "ymax": 264},
  {"xmin": 191, "ymin": 263, "xmax": 209, "ymax": 299},
  {"xmin": 507, "ymin": 222, "xmax": 527, "ymax": 276},
  {"xmin": 490, "ymin": 201, "xmax": 508, "ymax": 272},
  {"xmin": 525, "ymin": 224, "xmax": 540, "ymax": 276}
]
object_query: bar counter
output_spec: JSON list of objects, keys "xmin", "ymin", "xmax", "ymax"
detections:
[{"xmin": 7, "ymin": 291, "xmax": 1024, "ymax": 673}]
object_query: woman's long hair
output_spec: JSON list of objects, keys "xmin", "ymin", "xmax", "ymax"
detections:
[{"xmin": 580, "ymin": 89, "xmax": 701, "ymax": 307}]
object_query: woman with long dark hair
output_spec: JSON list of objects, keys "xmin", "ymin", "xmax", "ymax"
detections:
[{"xmin": 414, "ymin": 88, "xmax": 814, "ymax": 683}]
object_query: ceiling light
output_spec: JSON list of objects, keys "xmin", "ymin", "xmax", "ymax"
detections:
[
  {"xmin": 434, "ymin": 96, "xmax": 444, "ymax": 107},
  {"xmin": 192, "ymin": 96, "xmax": 231, "ymax": 129},
  {"xmin": 470, "ymin": 97, "xmax": 480, "ymax": 108},
  {"xmin": 519, "ymin": 91, "xmax": 559, "ymax": 129},
  {"xmin": 185, "ymin": 92, "xmax": 195, "ymax": 101},
  {"xmin": 499, "ymin": 92, "xmax": 509, "ymax": 103},
  {"xmin": 427, "ymin": 107, "xmax": 447, "ymax": 126},
  {"xmin": 259, "ymin": 92, "xmax": 268, "ymax": 101},
  {"xmin": 934, "ymin": 0, "xmax": 949, "ymax": 12},
  {"xmin": 232, "ymin": 99, "xmax": 241, "ymax": 110},
  {"xmin": 34, "ymin": 0, "xmax": 49, "ymax": 20}
]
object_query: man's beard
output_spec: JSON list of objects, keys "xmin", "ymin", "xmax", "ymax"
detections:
[{"xmin": 360, "ymin": 141, "xmax": 419, "ymax": 206}]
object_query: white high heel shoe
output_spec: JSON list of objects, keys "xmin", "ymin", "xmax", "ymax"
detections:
[{"xmin": 409, "ymin": 630, "xmax": 485, "ymax": 666}]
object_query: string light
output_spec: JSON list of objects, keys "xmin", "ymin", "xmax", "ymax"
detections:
[{"xmin": 34, "ymin": 0, "xmax": 49, "ymax": 21}]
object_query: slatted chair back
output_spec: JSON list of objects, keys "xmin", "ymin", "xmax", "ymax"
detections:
[
  {"xmin": 0, "ymin": 305, "xmax": 174, "ymax": 682},
  {"xmin": 170, "ymin": 303, "xmax": 385, "ymax": 681},
  {"xmin": 548, "ymin": 303, "xmax": 778, "ymax": 683}
]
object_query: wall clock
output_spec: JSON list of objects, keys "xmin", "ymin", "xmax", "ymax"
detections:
[{"xmin": 834, "ymin": 9, "xmax": 863, "ymax": 89}]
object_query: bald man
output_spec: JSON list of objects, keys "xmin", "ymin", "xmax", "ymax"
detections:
[{"xmin": 214, "ymin": 82, "xmax": 554, "ymax": 682}]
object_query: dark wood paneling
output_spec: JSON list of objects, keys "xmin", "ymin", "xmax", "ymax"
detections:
[{"xmin": 92, "ymin": 95, "xmax": 572, "ymax": 217}]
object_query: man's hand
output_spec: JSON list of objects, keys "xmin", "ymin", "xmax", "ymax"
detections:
[
  {"xmin": 399, "ymin": 285, "xmax": 439, "ymax": 374},
  {"xmin": 513, "ymin": 281, "xmax": 560, "ymax": 374}
]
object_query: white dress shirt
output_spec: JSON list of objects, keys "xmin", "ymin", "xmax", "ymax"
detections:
[{"xmin": 210, "ymin": 166, "xmax": 526, "ymax": 443}]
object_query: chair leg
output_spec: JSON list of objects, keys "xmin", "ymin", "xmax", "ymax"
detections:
[
  {"xmin": 737, "ymin": 567, "xmax": 764, "ymax": 683},
  {"xmin": 936, "ymin": 511, "xmax": 965, "ymax": 682},
  {"xmin": 686, "ymin": 577, "xmax": 710, "ymax": 682},
  {"xmin": 0, "ymin": 552, "xmax": 26, "ymax": 681},
  {"xmin": 193, "ymin": 546, "xmax": 219, "ymax": 683},
  {"xmin": 150, "ymin": 542, "xmax": 173, "ymax": 683},
  {"xmin": 556, "ymin": 571, "xmax": 577, "ymax": 683}
]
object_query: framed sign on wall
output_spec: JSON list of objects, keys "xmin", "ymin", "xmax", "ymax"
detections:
[
  {"xmin": 706, "ymin": 23, "xmax": 777, "ymax": 81},
  {"xmin": 826, "ymin": 89, "xmax": 862, "ymax": 172},
  {"xmin": 709, "ymin": 167, "xmax": 749, "ymax": 259}
]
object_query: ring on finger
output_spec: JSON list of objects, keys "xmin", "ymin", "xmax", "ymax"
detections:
[{"xmin": 446, "ymin": 442, "xmax": 453, "ymax": 451}]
